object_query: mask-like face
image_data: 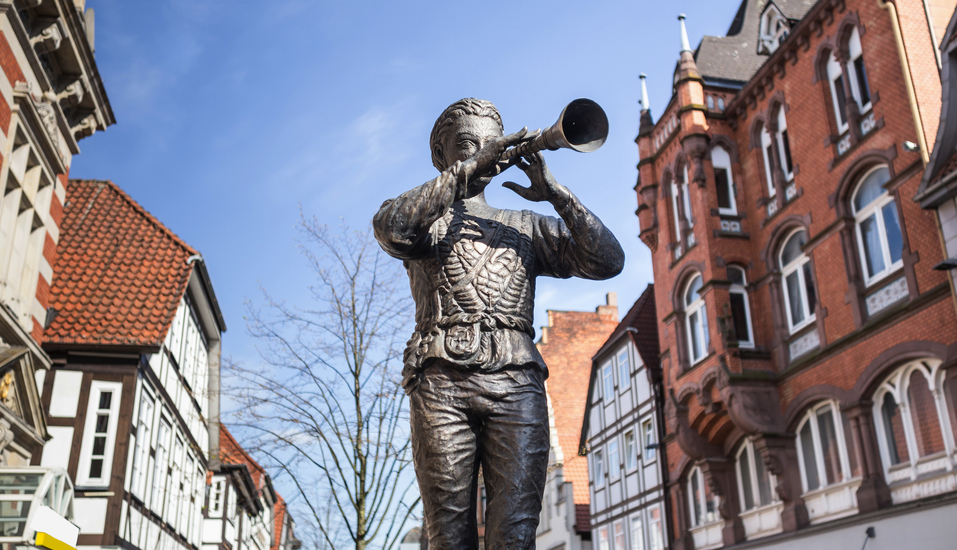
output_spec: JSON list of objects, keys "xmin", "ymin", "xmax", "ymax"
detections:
[{"xmin": 439, "ymin": 114, "xmax": 503, "ymax": 189}]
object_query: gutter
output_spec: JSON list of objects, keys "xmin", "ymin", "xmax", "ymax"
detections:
[{"xmin": 879, "ymin": 0, "xmax": 930, "ymax": 164}]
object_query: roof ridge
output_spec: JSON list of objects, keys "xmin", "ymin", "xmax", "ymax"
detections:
[
  {"xmin": 68, "ymin": 179, "xmax": 199, "ymax": 257},
  {"xmin": 220, "ymin": 424, "xmax": 268, "ymax": 477}
]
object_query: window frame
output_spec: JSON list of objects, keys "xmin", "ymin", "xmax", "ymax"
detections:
[
  {"xmin": 642, "ymin": 418, "xmax": 657, "ymax": 462},
  {"xmin": 76, "ymin": 380, "xmax": 123, "ymax": 488},
  {"xmin": 602, "ymin": 361, "xmax": 616, "ymax": 402},
  {"xmin": 826, "ymin": 51, "xmax": 850, "ymax": 135},
  {"xmin": 712, "ymin": 145, "xmax": 737, "ymax": 216},
  {"xmin": 735, "ymin": 438, "xmax": 779, "ymax": 512},
  {"xmin": 851, "ymin": 166, "xmax": 902, "ymax": 287},
  {"xmin": 617, "ymin": 348, "xmax": 631, "ymax": 391},
  {"xmin": 728, "ymin": 266, "xmax": 754, "ymax": 348},
  {"xmin": 779, "ymin": 229, "xmax": 817, "ymax": 334},
  {"xmin": 608, "ymin": 438, "xmax": 621, "ymax": 481},
  {"xmin": 613, "ymin": 520, "xmax": 626, "ymax": 550},
  {"xmin": 630, "ymin": 514, "xmax": 645, "ymax": 550},
  {"xmin": 624, "ymin": 429, "xmax": 638, "ymax": 472},
  {"xmin": 130, "ymin": 385, "xmax": 155, "ymax": 499},
  {"xmin": 775, "ymin": 108, "xmax": 794, "ymax": 182},
  {"xmin": 795, "ymin": 401, "xmax": 854, "ymax": 494},
  {"xmin": 688, "ymin": 465, "xmax": 721, "ymax": 528},
  {"xmin": 846, "ymin": 27, "xmax": 871, "ymax": 115},
  {"xmin": 684, "ymin": 274, "xmax": 710, "ymax": 365},
  {"xmin": 151, "ymin": 416, "xmax": 172, "ymax": 515},
  {"xmin": 598, "ymin": 526, "xmax": 611, "ymax": 550},
  {"xmin": 594, "ymin": 448, "xmax": 606, "ymax": 488},
  {"xmin": 760, "ymin": 125, "xmax": 776, "ymax": 198},
  {"xmin": 648, "ymin": 505, "xmax": 665, "ymax": 550}
]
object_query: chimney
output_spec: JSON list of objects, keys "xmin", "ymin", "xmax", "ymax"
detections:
[{"xmin": 597, "ymin": 292, "xmax": 619, "ymax": 321}]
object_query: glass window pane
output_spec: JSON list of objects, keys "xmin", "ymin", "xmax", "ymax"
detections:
[
  {"xmin": 92, "ymin": 436, "xmax": 106, "ymax": 456},
  {"xmin": 690, "ymin": 470, "xmax": 702, "ymax": 526},
  {"xmin": 881, "ymin": 201, "xmax": 903, "ymax": 265},
  {"xmin": 686, "ymin": 276, "xmax": 703, "ymax": 305},
  {"xmin": 603, "ymin": 365, "xmax": 615, "ymax": 400},
  {"xmin": 908, "ymin": 370, "xmax": 945, "ymax": 457},
  {"xmin": 89, "ymin": 459, "xmax": 103, "ymax": 479},
  {"xmin": 853, "ymin": 167, "xmax": 891, "ymax": 212},
  {"xmin": 786, "ymin": 271, "xmax": 805, "ymax": 326},
  {"xmin": 781, "ymin": 231, "xmax": 807, "ymax": 267},
  {"xmin": 619, "ymin": 350, "xmax": 630, "ymax": 389},
  {"xmin": 689, "ymin": 311, "xmax": 702, "ymax": 360},
  {"xmin": 730, "ymin": 292, "xmax": 751, "ymax": 344},
  {"xmin": 754, "ymin": 450, "xmax": 773, "ymax": 506},
  {"xmin": 800, "ymin": 421, "xmax": 820, "ymax": 491},
  {"xmin": 859, "ymin": 214, "xmax": 886, "ymax": 277},
  {"xmin": 803, "ymin": 263, "xmax": 817, "ymax": 317},
  {"xmin": 701, "ymin": 309, "xmax": 710, "ymax": 350},
  {"xmin": 625, "ymin": 431, "xmax": 637, "ymax": 470},
  {"xmin": 765, "ymin": 143, "xmax": 775, "ymax": 190},
  {"xmin": 780, "ymin": 130, "xmax": 794, "ymax": 175},
  {"xmin": 98, "ymin": 391, "xmax": 112, "ymax": 410},
  {"xmin": 715, "ymin": 168, "xmax": 732, "ymax": 209},
  {"xmin": 817, "ymin": 408, "xmax": 843, "ymax": 485},
  {"xmin": 739, "ymin": 450, "xmax": 755, "ymax": 510},
  {"xmin": 881, "ymin": 392, "xmax": 909, "ymax": 465},
  {"xmin": 728, "ymin": 267, "xmax": 746, "ymax": 286},
  {"xmin": 704, "ymin": 475, "xmax": 718, "ymax": 523},
  {"xmin": 834, "ymin": 75, "xmax": 848, "ymax": 125},
  {"xmin": 631, "ymin": 517, "xmax": 645, "ymax": 550},
  {"xmin": 854, "ymin": 56, "xmax": 870, "ymax": 106},
  {"xmin": 609, "ymin": 440, "xmax": 620, "ymax": 479}
]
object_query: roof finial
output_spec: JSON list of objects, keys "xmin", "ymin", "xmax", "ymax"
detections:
[
  {"xmin": 678, "ymin": 14, "xmax": 692, "ymax": 53},
  {"xmin": 639, "ymin": 73, "xmax": 650, "ymax": 111}
]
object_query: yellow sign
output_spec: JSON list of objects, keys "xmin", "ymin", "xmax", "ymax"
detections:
[{"xmin": 36, "ymin": 532, "xmax": 76, "ymax": 550}]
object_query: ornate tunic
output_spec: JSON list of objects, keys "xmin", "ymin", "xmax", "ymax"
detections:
[{"xmin": 374, "ymin": 160, "xmax": 624, "ymax": 389}]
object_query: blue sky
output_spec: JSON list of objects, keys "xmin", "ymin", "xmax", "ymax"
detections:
[{"xmin": 72, "ymin": 0, "xmax": 738, "ymax": 368}]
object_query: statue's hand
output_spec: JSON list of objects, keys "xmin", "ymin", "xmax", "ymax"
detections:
[
  {"xmin": 465, "ymin": 128, "xmax": 539, "ymax": 181},
  {"xmin": 502, "ymin": 152, "xmax": 565, "ymax": 203}
]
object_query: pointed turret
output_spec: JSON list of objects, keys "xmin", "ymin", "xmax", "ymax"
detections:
[
  {"xmin": 676, "ymin": 14, "xmax": 701, "ymax": 83},
  {"xmin": 638, "ymin": 73, "xmax": 655, "ymax": 138},
  {"xmin": 635, "ymin": 73, "xmax": 659, "ymax": 253},
  {"xmin": 673, "ymin": 14, "xmax": 710, "ymax": 187}
]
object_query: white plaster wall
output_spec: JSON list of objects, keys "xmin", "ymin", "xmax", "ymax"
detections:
[
  {"xmin": 48, "ymin": 370, "xmax": 82, "ymax": 417},
  {"xmin": 73, "ymin": 497, "xmax": 108, "ymax": 535},
  {"xmin": 39, "ymin": 426, "xmax": 72, "ymax": 469}
]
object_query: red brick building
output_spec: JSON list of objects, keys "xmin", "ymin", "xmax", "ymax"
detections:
[{"xmin": 633, "ymin": 1, "xmax": 957, "ymax": 548}]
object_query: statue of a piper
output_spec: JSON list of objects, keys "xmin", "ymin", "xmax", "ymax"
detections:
[{"xmin": 373, "ymin": 98, "xmax": 624, "ymax": 550}]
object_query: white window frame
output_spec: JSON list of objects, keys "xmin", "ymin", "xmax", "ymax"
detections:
[
  {"xmin": 209, "ymin": 477, "xmax": 225, "ymax": 518},
  {"xmin": 618, "ymin": 348, "xmax": 631, "ymax": 391},
  {"xmin": 846, "ymin": 27, "xmax": 871, "ymax": 114},
  {"xmin": 775, "ymin": 108, "xmax": 794, "ymax": 182},
  {"xmin": 130, "ymin": 386, "xmax": 155, "ymax": 499},
  {"xmin": 613, "ymin": 520, "xmax": 626, "ymax": 550},
  {"xmin": 598, "ymin": 526, "xmax": 611, "ymax": 550},
  {"xmin": 76, "ymin": 380, "xmax": 123, "ymax": 488},
  {"xmin": 759, "ymin": 5, "xmax": 789, "ymax": 54},
  {"xmin": 680, "ymin": 165, "xmax": 693, "ymax": 230},
  {"xmin": 642, "ymin": 418, "xmax": 657, "ymax": 462},
  {"xmin": 608, "ymin": 438, "xmax": 621, "ymax": 481},
  {"xmin": 728, "ymin": 266, "xmax": 754, "ymax": 348},
  {"xmin": 671, "ymin": 178, "xmax": 683, "ymax": 248},
  {"xmin": 594, "ymin": 448, "xmax": 605, "ymax": 487},
  {"xmin": 735, "ymin": 439, "xmax": 779, "ymax": 511},
  {"xmin": 780, "ymin": 229, "xmax": 816, "ymax": 334},
  {"xmin": 760, "ymin": 125, "xmax": 776, "ymax": 197},
  {"xmin": 688, "ymin": 465, "xmax": 721, "ymax": 527},
  {"xmin": 151, "ymin": 416, "xmax": 171, "ymax": 515},
  {"xmin": 712, "ymin": 146, "xmax": 737, "ymax": 216},
  {"xmin": 852, "ymin": 166, "xmax": 902, "ymax": 287},
  {"xmin": 630, "ymin": 514, "xmax": 645, "ymax": 550},
  {"xmin": 602, "ymin": 361, "xmax": 615, "ymax": 402},
  {"xmin": 795, "ymin": 400, "xmax": 853, "ymax": 493},
  {"xmin": 648, "ymin": 505, "xmax": 665, "ymax": 550},
  {"xmin": 684, "ymin": 274, "xmax": 709, "ymax": 365},
  {"xmin": 827, "ymin": 51, "xmax": 850, "ymax": 135},
  {"xmin": 624, "ymin": 429, "xmax": 638, "ymax": 471}
]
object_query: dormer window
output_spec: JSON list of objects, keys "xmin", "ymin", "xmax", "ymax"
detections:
[{"xmin": 759, "ymin": 5, "xmax": 789, "ymax": 54}]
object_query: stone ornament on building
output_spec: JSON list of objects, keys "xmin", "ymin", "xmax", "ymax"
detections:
[
  {"xmin": 373, "ymin": 98, "xmax": 623, "ymax": 550},
  {"xmin": 29, "ymin": 17, "xmax": 63, "ymax": 55}
]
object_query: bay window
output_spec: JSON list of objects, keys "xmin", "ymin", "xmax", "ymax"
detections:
[
  {"xmin": 728, "ymin": 266, "xmax": 753, "ymax": 347},
  {"xmin": 852, "ymin": 166, "xmax": 903, "ymax": 285},
  {"xmin": 684, "ymin": 274, "xmax": 709, "ymax": 364},
  {"xmin": 779, "ymin": 229, "xmax": 817, "ymax": 333}
]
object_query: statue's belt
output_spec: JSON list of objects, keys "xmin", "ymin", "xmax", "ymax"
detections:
[{"xmin": 435, "ymin": 312, "xmax": 533, "ymax": 338}]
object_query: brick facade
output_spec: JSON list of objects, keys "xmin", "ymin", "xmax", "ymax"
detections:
[{"xmin": 635, "ymin": 1, "xmax": 957, "ymax": 548}]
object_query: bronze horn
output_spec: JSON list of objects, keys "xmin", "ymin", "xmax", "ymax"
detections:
[{"xmin": 501, "ymin": 98, "xmax": 609, "ymax": 160}]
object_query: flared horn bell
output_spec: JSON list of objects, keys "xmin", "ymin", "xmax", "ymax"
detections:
[{"xmin": 501, "ymin": 98, "xmax": 609, "ymax": 160}]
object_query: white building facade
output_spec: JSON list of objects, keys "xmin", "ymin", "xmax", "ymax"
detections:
[{"xmin": 580, "ymin": 287, "xmax": 667, "ymax": 550}]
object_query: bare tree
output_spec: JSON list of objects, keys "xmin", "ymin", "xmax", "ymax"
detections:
[{"xmin": 226, "ymin": 214, "xmax": 419, "ymax": 550}]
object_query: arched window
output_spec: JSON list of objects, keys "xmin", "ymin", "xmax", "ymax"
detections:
[
  {"xmin": 707, "ymin": 96, "xmax": 715, "ymax": 110},
  {"xmin": 779, "ymin": 229, "xmax": 817, "ymax": 333},
  {"xmin": 873, "ymin": 360, "xmax": 957, "ymax": 498},
  {"xmin": 712, "ymin": 146, "xmax": 736, "ymax": 216},
  {"xmin": 684, "ymin": 274, "xmax": 709, "ymax": 365},
  {"xmin": 688, "ymin": 466, "xmax": 720, "ymax": 528},
  {"xmin": 728, "ymin": 266, "xmax": 753, "ymax": 347},
  {"xmin": 826, "ymin": 50, "xmax": 850, "ymax": 134},
  {"xmin": 795, "ymin": 401, "xmax": 859, "ymax": 493},
  {"xmin": 852, "ymin": 166, "xmax": 903, "ymax": 285},
  {"xmin": 671, "ymin": 165, "xmax": 694, "ymax": 256},
  {"xmin": 736, "ymin": 439, "xmax": 777, "ymax": 511},
  {"xmin": 717, "ymin": 97, "xmax": 726, "ymax": 111},
  {"xmin": 847, "ymin": 27, "xmax": 871, "ymax": 113}
]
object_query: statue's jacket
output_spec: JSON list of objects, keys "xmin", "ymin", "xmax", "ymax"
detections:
[{"xmin": 373, "ymin": 160, "xmax": 624, "ymax": 390}]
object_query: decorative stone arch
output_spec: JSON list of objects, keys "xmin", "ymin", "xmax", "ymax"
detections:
[
  {"xmin": 783, "ymin": 385, "xmax": 853, "ymax": 431},
  {"xmin": 829, "ymin": 146, "xmax": 898, "ymax": 216},
  {"xmin": 760, "ymin": 214, "xmax": 810, "ymax": 271},
  {"xmin": 765, "ymin": 90, "xmax": 789, "ymax": 122},
  {"xmin": 748, "ymin": 113, "xmax": 769, "ymax": 152},
  {"xmin": 660, "ymin": 165, "xmax": 675, "ymax": 194},
  {"xmin": 812, "ymin": 35, "xmax": 840, "ymax": 84},
  {"xmin": 849, "ymin": 341, "xmax": 957, "ymax": 404},
  {"xmin": 673, "ymin": 150, "xmax": 690, "ymax": 179},
  {"xmin": 709, "ymin": 134, "xmax": 740, "ymax": 164},
  {"xmin": 676, "ymin": 381, "xmax": 700, "ymax": 405},
  {"xmin": 671, "ymin": 260, "xmax": 708, "ymax": 313},
  {"xmin": 834, "ymin": 11, "xmax": 864, "ymax": 59}
]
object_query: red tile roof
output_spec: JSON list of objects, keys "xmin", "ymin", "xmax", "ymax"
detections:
[
  {"xmin": 537, "ymin": 302, "xmax": 619, "ymax": 533},
  {"xmin": 45, "ymin": 180, "xmax": 197, "ymax": 349},
  {"xmin": 220, "ymin": 425, "xmax": 268, "ymax": 490},
  {"xmin": 271, "ymin": 496, "xmax": 287, "ymax": 550}
]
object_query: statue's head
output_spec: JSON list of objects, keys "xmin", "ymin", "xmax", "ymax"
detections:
[{"xmin": 430, "ymin": 98, "xmax": 504, "ymax": 175}]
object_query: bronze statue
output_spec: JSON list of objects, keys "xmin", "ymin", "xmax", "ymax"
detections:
[{"xmin": 373, "ymin": 98, "xmax": 624, "ymax": 550}]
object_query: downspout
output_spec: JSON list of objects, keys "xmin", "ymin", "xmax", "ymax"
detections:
[
  {"xmin": 879, "ymin": 0, "xmax": 930, "ymax": 164},
  {"xmin": 920, "ymin": 0, "xmax": 943, "ymax": 69}
]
